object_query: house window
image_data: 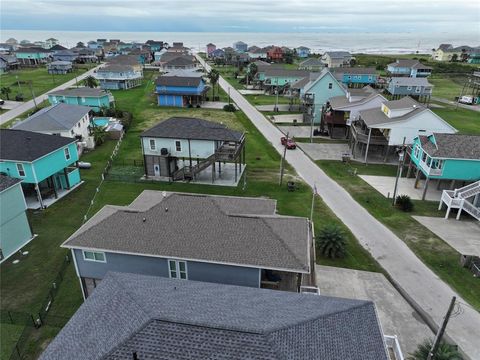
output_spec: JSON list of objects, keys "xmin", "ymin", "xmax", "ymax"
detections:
[
  {"xmin": 414, "ymin": 145, "xmax": 420, "ymax": 159},
  {"xmin": 168, "ymin": 259, "xmax": 187, "ymax": 279},
  {"xmin": 77, "ymin": 122, "xmax": 81, "ymax": 128},
  {"xmin": 175, "ymin": 140, "xmax": 182, "ymax": 152},
  {"xmin": 16, "ymin": 163, "xmax": 26, "ymax": 177},
  {"xmin": 71, "ymin": 130, "xmax": 75, "ymax": 135},
  {"xmin": 64, "ymin": 147, "xmax": 71, "ymax": 160},
  {"xmin": 149, "ymin": 139, "xmax": 156, "ymax": 150},
  {"xmin": 328, "ymin": 83, "xmax": 333, "ymax": 89},
  {"xmin": 83, "ymin": 251, "xmax": 106, "ymax": 262}
]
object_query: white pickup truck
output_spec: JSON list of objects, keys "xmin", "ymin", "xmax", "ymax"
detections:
[{"xmin": 459, "ymin": 95, "xmax": 474, "ymax": 105}]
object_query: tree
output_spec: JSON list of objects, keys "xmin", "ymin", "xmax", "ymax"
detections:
[
  {"xmin": 460, "ymin": 49, "xmax": 469, "ymax": 62},
  {"xmin": 450, "ymin": 54, "xmax": 458, "ymax": 62},
  {"xmin": 316, "ymin": 224, "xmax": 346, "ymax": 259},
  {"xmin": 284, "ymin": 52, "xmax": 294, "ymax": 64},
  {"xmin": 1, "ymin": 86, "xmax": 12, "ymax": 100},
  {"xmin": 408, "ymin": 338, "xmax": 463, "ymax": 360},
  {"xmin": 349, "ymin": 58, "xmax": 357, "ymax": 66},
  {"xmin": 208, "ymin": 69, "xmax": 220, "ymax": 101},
  {"xmin": 83, "ymin": 76, "xmax": 98, "ymax": 88},
  {"xmin": 248, "ymin": 62, "xmax": 258, "ymax": 83},
  {"xmin": 91, "ymin": 126, "xmax": 107, "ymax": 146}
]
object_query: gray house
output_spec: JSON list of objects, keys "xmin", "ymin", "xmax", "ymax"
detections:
[
  {"xmin": 39, "ymin": 272, "xmax": 389, "ymax": 360},
  {"xmin": 63, "ymin": 191, "xmax": 314, "ymax": 299},
  {"xmin": 52, "ymin": 50, "xmax": 78, "ymax": 62},
  {"xmin": 47, "ymin": 60, "xmax": 73, "ymax": 74},
  {"xmin": 387, "ymin": 77, "xmax": 433, "ymax": 99},
  {"xmin": 141, "ymin": 117, "xmax": 246, "ymax": 183}
]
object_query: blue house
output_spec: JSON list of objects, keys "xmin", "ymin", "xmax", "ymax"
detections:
[
  {"xmin": 62, "ymin": 190, "xmax": 313, "ymax": 298},
  {"xmin": 301, "ymin": 69, "xmax": 347, "ymax": 124},
  {"xmin": 387, "ymin": 77, "xmax": 433, "ymax": 98},
  {"xmin": 155, "ymin": 75, "xmax": 208, "ymax": 107},
  {"xmin": 48, "ymin": 87, "xmax": 114, "ymax": 111},
  {"xmin": 0, "ymin": 129, "xmax": 81, "ymax": 209},
  {"xmin": 0, "ymin": 175, "xmax": 34, "ymax": 262},
  {"xmin": 387, "ymin": 59, "xmax": 432, "ymax": 77},
  {"xmin": 332, "ymin": 67, "xmax": 378, "ymax": 86},
  {"xmin": 95, "ymin": 64, "xmax": 143, "ymax": 90},
  {"xmin": 233, "ymin": 41, "xmax": 248, "ymax": 53},
  {"xmin": 145, "ymin": 40, "xmax": 164, "ymax": 52},
  {"xmin": 296, "ymin": 46, "xmax": 311, "ymax": 58}
]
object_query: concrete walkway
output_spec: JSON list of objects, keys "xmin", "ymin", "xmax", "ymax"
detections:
[
  {"xmin": 316, "ymin": 265, "xmax": 432, "ymax": 355},
  {"xmin": 0, "ymin": 66, "xmax": 101, "ymax": 126},
  {"xmin": 197, "ymin": 54, "xmax": 480, "ymax": 359}
]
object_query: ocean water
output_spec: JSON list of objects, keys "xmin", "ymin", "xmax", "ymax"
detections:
[{"xmin": 1, "ymin": 30, "xmax": 476, "ymax": 54}]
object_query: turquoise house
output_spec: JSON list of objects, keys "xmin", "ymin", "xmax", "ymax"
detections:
[
  {"xmin": 263, "ymin": 68, "xmax": 309, "ymax": 87},
  {"xmin": 15, "ymin": 47, "xmax": 51, "ymax": 65},
  {"xmin": 0, "ymin": 129, "xmax": 81, "ymax": 209},
  {"xmin": 332, "ymin": 67, "xmax": 378, "ymax": 86},
  {"xmin": 301, "ymin": 69, "xmax": 347, "ymax": 124},
  {"xmin": 411, "ymin": 133, "xmax": 480, "ymax": 182},
  {"xmin": 0, "ymin": 175, "xmax": 34, "ymax": 262},
  {"xmin": 48, "ymin": 87, "xmax": 114, "ymax": 111}
]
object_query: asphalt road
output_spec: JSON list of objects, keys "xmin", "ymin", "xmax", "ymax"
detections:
[
  {"xmin": 197, "ymin": 55, "xmax": 480, "ymax": 359},
  {"xmin": 0, "ymin": 66, "xmax": 100, "ymax": 126}
]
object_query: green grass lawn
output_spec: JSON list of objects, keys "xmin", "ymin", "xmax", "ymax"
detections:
[
  {"xmin": 1, "ymin": 323, "xmax": 25, "ymax": 359},
  {"xmin": 0, "ymin": 66, "xmax": 94, "ymax": 102},
  {"xmin": 429, "ymin": 75, "xmax": 466, "ymax": 100},
  {"xmin": 0, "ymin": 70, "xmax": 386, "ymax": 358},
  {"xmin": 432, "ymin": 105, "xmax": 480, "ymax": 135},
  {"xmin": 244, "ymin": 94, "xmax": 292, "ymax": 106},
  {"xmin": 317, "ymin": 160, "xmax": 480, "ymax": 310}
]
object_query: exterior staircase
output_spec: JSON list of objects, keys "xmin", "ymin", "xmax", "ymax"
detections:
[
  {"xmin": 439, "ymin": 181, "xmax": 480, "ymax": 220},
  {"xmin": 172, "ymin": 154, "xmax": 216, "ymax": 181}
]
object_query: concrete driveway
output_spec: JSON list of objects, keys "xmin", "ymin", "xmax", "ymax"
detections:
[
  {"xmin": 359, "ymin": 175, "xmax": 443, "ymax": 201},
  {"xmin": 413, "ymin": 216, "xmax": 480, "ymax": 256},
  {"xmin": 0, "ymin": 100, "xmax": 23, "ymax": 110},
  {"xmin": 298, "ymin": 142, "xmax": 350, "ymax": 160},
  {"xmin": 316, "ymin": 265, "xmax": 432, "ymax": 356},
  {"xmin": 196, "ymin": 54, "xmax": 480, "ymax": 359}
]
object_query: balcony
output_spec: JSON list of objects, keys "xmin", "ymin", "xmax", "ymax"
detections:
[
  {"xmin": 418, "ymin": 159, "xmax": 443, "ymax": 176},
  {"xmin": 350, "ymin": 124, "xmax": 389, "ymax": 146}
]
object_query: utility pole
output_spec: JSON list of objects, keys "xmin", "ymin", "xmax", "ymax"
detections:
[
  {"xmin": 392, "ymin": 137, "xmax": 406, "ymax": 205},
  {"xmin": 279, "ymin": 132, "xmax": 289, "ymax": 186},
  {"xmin": 274, "ymin": 78, "xmax": 279, "ymax": 112},
  {"xmin": 309, "ymin": 183, "xmax": 316, "ymax": 222},
  {"xmin": 427, "ymin": 296, "xmax": 456, "ymax": 360},
  {"xmin": 28, "ymin": 81, "xmax": 38, "ymax": 109},
  {"xmin": 16, "ymin": 75, "xmax": 22, "ymax": 95},
  {"xmin": 228, "ymin": 87, "xmax": 231, "ymax": 105}
]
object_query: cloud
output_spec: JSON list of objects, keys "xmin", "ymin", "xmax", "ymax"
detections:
[{"xmin": 0, "ymin": 0, "xmax": 478, "ymax": 32}]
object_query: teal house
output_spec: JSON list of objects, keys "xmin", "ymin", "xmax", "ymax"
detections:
[
  {"xmin": 0, "ymin": 175, "xmax": 34, "ymax": 263},
  {"xmin": 410, "ymin": 133, "xmax": 480, "ymax": 200},
  {"xmin": 15, "ymin": 47, "xmax": 51, "ymax": 65},
  {"xmin": 301, "ymin": 69, "xmax": 347, "ymax": 124},
  {"xmin": 0, "ymin": 129, "xmax": 82, "ymax": 209},
  {"xmin": 48, "ymin": 87, "xmax": 115, "ymax": 111},
  {"xmin": 263, "ymin": 68, "xmax": 309, "ymax": 87}
]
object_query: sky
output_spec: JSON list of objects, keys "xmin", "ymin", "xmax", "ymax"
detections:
[{"xmin": 1, "ymin": 0, "xmax": 479, "ymax": 33}]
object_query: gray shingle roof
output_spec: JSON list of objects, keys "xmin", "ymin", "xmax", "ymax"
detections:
[
  {"xmin": 264, "ymin": 68, "xmax": 309, "ymax": 78},
  {"xmin": 154, "ymin": 75, "xmax": 202, "ymax": 87},
  {"xmin": 40, "ymin": 272, "xmax": 388, "ymax": 360},
  {"xmin": 97, "ymin": 64, "xmax": 134, "ymax": 73},
  {"xmin": 299, "ymin": 58, "xmax": 323, "ymax": 67},
  {"xmin": 324, "ymin": 51, "xmax": 351, "ymax": 59},
  {"xmin": 384, "ymin": 96, "xmax": 421, "ymax": 110},
  {"xmin": 48, "ymin": 87, "xmax": 110, "ymax": 98},
  {"xmin": 388, "ymin": 59, "xmax": 432, "ymax": 70},
  {"xmin": 329, "ymin": 93, "xmax": 386, "ymax": 110},
  {"xmin": 62, "ymin": 191, "xmax": 310, "ymax": 272},
  {"xmin": 12, "ymin": 103, "xmax": 90, "ymax": 132},
  {"xmin": 389, "ymin": 77, "xmax": 433, "ymax": 87},
  {"xmin": 420, "ymin": 133, "xmax": 480, "ymax": 160},
  {"xmin": 0, "ymin": 174, "xmax": 22, "ymax": 192},
  {"xmin": 0, "ymin": 129, "xmax": 76, "ymax": 162},
  {"xmin": 141, "ymin": 117, "xmax": 243, "ymax": 142},
  {"xmin": 164, "ymin": 55, "xmax": 195, "ymax": 66},
  {"xmin": 359, "ymin": 107, "xmax": 423, "ymax": 127},
  {"xmin": 331, "ymin": 66, "xmax": 377, "ymax": 75}
]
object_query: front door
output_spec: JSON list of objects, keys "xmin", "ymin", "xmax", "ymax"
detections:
[{"xmin": 153, "ymin": 164, "xmax": 160, "ymax": 176}]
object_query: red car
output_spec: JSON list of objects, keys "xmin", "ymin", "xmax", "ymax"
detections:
[{"xmin": 281, "ymin": 137, "xmax": 296, "ymax": 149}]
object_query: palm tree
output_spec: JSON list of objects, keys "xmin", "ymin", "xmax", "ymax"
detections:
[
  {"xmin": 316, "ymin": 224, "xmax": 346, "ymax": 259},
  {"xmin": 208, "ymin": 69, "xmax": 220, "ymax": 101},
  {"xmin": 91, "ymin": 126, "xmax": 107, "ymax": 146},
  {"xmin": 1, "ymin": 86, "xmax": 12, "ymax": 100},
  {"xmin": 408, "ymin": 339, "xmax": 463, "ymax": 360},
  {"xmin": 83, "ymin": 76, "xmax": 98, "ymax": 88}
]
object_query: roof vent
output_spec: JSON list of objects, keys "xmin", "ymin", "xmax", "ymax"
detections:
[
  {"xmin": 165, "ymin": 207, "xmax": 168, "ymax": 212},
  {"xmin": 142, "ymin": 217, "xmax": 146, "ymax": 222}
]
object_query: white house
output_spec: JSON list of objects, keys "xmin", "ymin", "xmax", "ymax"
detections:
[{"xmin": 12, "ymin": 103, "xmax": 94, "ymax": 152}]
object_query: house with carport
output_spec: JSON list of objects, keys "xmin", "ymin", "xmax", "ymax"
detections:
[
  {"xmin": 48, "ymin": 87, "xmax": 114, "ymax": 111},
  {"xmin": 140, "ymin": 117, "xmax": 245, "ymax": 184},
  {"xmin": 349, "ymin": 97, "xmax": 457, "ymax": 163},
  {"xmin": 0, "ymin": 129, "xmax": 82, "ymax": 209}
]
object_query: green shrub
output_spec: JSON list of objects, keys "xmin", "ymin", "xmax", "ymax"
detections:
[
  {"xmin": 408, "ymin": 338, "xmax": 463, "ymax": 360},
  {"xmin": 316, "ymin": 224, "xmax": 346, "ymax": 259},
  {"xmin": 223, "ymin": 104, "xmax": 236, "ymax": 112},
  {"xmin": 396, "ymin": 194, "xmax": 414, "ymax": 212}
]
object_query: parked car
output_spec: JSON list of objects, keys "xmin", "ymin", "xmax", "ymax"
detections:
[
  {"xmin": 281, "ymin": 137, "xmax": 296, "ymax": 149},
  {"xmin": 459, "ymin": 95, "xmax": 474, "ymax": 105}
]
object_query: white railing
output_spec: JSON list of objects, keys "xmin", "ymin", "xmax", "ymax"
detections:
[
  {"xmin": 463, "ymin": 201, "xmax": 480, "ymax": 220},
  {"xmin": 455, "ymin": 181, "xmax": 480, "ymax": 199},
  {"xmin": 419, "ymin": 160, "xmax": 443, "ymax": 176},
  {"xmin": 440, "ymin": 191, "xmax": 464, "ymax": 208},
  {"xmin": 384, "ymin": 335, "xmax": 404, "ymax": 360}
]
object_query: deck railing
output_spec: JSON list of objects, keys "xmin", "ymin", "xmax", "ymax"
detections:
[
  {"xmin": 350, "ymin": 124, "xmax": 389, "ymax": 145},
  {"xmin": 418, "ymin": 160, "xmax": 443, "ymax": 176},
  {"xmin": 384, "ymin": 335, "xmax": 404, "ymax": 360}
]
